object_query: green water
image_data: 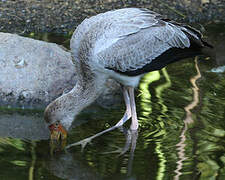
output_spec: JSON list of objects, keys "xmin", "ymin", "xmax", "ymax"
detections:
[{"xmin": 0, "ymin": 24, "xmax": 225, "ymax": 180}]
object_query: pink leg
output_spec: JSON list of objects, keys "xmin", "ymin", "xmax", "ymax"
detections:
[
  {"xmin": 115, "ymin": 86, "xmax": 131, "ymax": 126},
  {"xmin": 66, "ymin": 87, "xmax": 132, "ymax": 150},
  {"xmin": 128, "ymin": 87, "xmax": 139, "ymax": 130}
]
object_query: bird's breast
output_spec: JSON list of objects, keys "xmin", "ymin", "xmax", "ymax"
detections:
[{"xmin": 104, "ymin": 68, "xmax": 143, "ymax": 87}]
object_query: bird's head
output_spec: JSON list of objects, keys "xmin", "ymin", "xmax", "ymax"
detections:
[{"xmin": 44, "ymin": 97, "xmax": 74, "ymax": 142}]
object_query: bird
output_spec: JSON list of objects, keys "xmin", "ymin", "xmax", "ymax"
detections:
[{"xmin": 44, "ymin": 8, "xmax": 213, "ymax": 142}]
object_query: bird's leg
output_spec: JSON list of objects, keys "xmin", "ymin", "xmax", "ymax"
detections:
[
  {"xmin": 115, "ymin": 86, "xmax": 131, "ymax": 126},
  {"xmin": 128, "ymin": 87, "xmax": 139, "ymax": 130},
  {"xmin": 66, "ymin": 87, "xmax": 132, "ymax": 150}
]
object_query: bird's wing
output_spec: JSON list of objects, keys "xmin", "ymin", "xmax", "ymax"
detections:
[
  {"xmin": 71, "ymin": 8, "xmax": 163, "ymax": 60},
  {"xmin": 93, "ymin": 8, "xmax": 192, "ymax": 72}
]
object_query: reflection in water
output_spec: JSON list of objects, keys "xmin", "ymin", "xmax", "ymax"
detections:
[
  {"xmin": 154, "ymin": 68, "xmax": 171, "ymax": 180},
  {"xmin": 139, "ymin": 71, "xmax": 160, "ymax": 127},
  {"xmin": 139, "ymin": 68, "xmax": 172, "ymax": 180},
  {"xmin": 48, "ymin": 151, "xmax": 102, "ymax": 180},
  {"xmin": 0, "ymin": 23, "xmax": 225, "ymax": 180},
  {"xmin": 0, "ymin": 111, "xmax": 49, "ymax": 140},
  {"xmin": 174, "ymin": 57, "xmax": 201, "ymax": 180},
  {"xmin": 125, "ymin": 130, "xmax": 138, "ymax": 177},
  {"xmin": 85, "ymin": 127, "xmax": 138, "ymax": 178},
  {"xmin": 29, "ymin": 141, "xmax": 36, "ymax": 180}
]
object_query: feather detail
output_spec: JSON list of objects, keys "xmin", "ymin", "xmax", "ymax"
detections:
[{"xmin": 70, "ymin": 8, "xmax": 212, "ymax": 74}]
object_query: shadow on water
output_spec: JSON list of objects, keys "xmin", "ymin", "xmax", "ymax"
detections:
[{"xmin": 0, "ymin": 23, "xmax": 225, "ymax": 180}]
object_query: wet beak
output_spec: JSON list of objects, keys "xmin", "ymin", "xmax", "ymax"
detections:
[
  {"xmin": 49, "ymin": 122, "xmax": 67, "ymax": 153},
  {"xmin": 49, "ymin": 122, "xmax": 67, "ymax": 141}
]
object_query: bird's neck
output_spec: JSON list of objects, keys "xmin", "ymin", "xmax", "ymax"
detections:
[{"xmin": 60, "ymin": 72, "xmax": 106, "ymax": 129}]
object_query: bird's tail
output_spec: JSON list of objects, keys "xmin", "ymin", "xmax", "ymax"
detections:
[
  {"xmin": 181, "ymin": 25, "xmax": 215, "ymax": 59},
  {"xmin": 201, "ymin": 39, "xmax": 215, "ymax": 59}
]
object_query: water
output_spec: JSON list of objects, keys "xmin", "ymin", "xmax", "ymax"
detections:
[{"xmin": 0, "ymin": 24, "xmax": 225, "ymax": 180}]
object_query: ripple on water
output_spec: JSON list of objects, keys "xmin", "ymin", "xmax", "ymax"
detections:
[{"xmin": 0, "ymin": 23, "xmax": 225, "ymax": 180}]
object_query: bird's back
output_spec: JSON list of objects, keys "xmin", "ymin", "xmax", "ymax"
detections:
[
  {"xmin": 70, "ymin": 8, "xmax": 162, "ymax": 62},
  {"xmin": 70, "ymin": 8, "xmax": 213, "ymax": 76}
]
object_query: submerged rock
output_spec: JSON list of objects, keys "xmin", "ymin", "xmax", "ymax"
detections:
[
  {"xmin": 0, "ymin": 32, "xmax": 77, "ymax": 109},
  {"xmin": 0, "ymin": 110, "xmax": 49, "ymax": 140}
]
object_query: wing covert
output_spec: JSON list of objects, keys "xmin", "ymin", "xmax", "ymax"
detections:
[
  {"xmin": 70, "ymin": 8, "xmax": 194, "ymax": 73},
  {"xmin": 93, "ymin": 9, "xmax": 191, "ymax": 72}
]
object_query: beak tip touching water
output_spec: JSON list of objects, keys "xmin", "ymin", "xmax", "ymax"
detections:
[
  {"xmin": 49, "ymin": 122, "xmax": 67, "ymax": 153},
  {"xmin": 49, "ymin": 122, "xmax": 67, "ymax": 141}
]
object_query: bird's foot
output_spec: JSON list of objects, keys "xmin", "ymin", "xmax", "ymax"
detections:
[
  {"xmin": 101, "ymin": 128, "xmax": 138, "ymax": 156},
  {"xmin": 66, "ymin": 137, "xmax": 93, "ymax": 152},
  {"xmin": 66, "ymin": 124, "xmax": 118, "ymax": 151},
  {"xmin": 66, "ymin": 109, "xmax": 132, "ymax": 151}
]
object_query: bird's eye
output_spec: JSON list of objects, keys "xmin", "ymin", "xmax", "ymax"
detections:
[{"xmin": 55, "ymin": 121, "xmax": 59, "ymax": 127}]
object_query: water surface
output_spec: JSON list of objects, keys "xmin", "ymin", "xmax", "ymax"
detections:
[{"xmin": 0, "ymin": 23, "xmax": 225, "ymax": 180}]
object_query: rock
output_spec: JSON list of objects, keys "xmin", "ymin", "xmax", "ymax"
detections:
[
  {"xmin": 0, "ymin": 32, "xmax": 77, "ymax": 109},
  {"xmin": 0, "ymin": 32, "xmax": 121, "ymax": 109},
  {"xmin": 0, "ymin": 111, "xmax": 49, "ymax": 140},
  {"xmin": 96, "ymin": 79, "xmax": 122, "ymax": 109}
]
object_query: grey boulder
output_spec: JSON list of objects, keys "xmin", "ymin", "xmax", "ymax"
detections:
[{"xmin": 0, "ymin": 32, "xmax": 76, "ymax": 109}]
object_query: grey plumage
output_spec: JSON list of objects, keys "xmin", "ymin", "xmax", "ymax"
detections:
[
  {"xmin": 45, "ymin": 7, "xmax": 212, "ymax": 134},
  {"xmin": 70, "ymin": 8, "xmax": 205, "ymax": 74}
]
